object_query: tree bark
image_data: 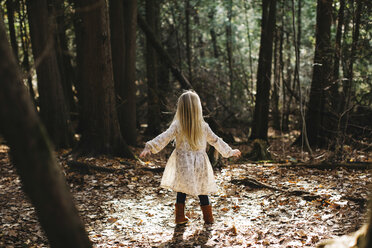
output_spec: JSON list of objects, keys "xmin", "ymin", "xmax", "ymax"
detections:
[
  {"xmin": 5, "ymin": 0, "xmax": 19, "ymax": 60},
  {"xmin": 0, "ymin": 15, "xmax": 92, "ymax": 248},
  {"xmin": 145, "ymin": 0, "xmax": 161, "ymax": 135},
  {"xmin": 109, "ymin": 0, "xmax": 137, "ymax": 145},
  {"xmin": 304, "ymin": 0, "xmax": 333, "ymax": 147},
  {"xmin": 27, "ymin": 0, "xmax": 73, "ymax": 148},
  {"xmin": 73, "ymin": 0, "xmax": 134, "ymax": 158},
  {"xmin": 251, "ymin": 0, "xmax": 276, "ymax": 141}
]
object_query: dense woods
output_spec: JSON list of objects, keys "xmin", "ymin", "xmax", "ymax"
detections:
[{"xmin": 0, "ymin": 0, "xmax": 371, "ymax": 247}]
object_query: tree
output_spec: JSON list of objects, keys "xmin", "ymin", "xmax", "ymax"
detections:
[
  {"xmin": 27, "ymin": 0, "xmax": 73, "ymax": 148},
  {"xmin": 145, "ymin": 0, "xmax": 161, "ymax": 135},
  {"xmin": 5, "ymin": 0, "xmax": 18, "ymax": 60},
  {"xmin": 0, "ymin": 15, "xmax": 91, "ymax": 248},
  {"xmin": 109, "ymin": 0, "xmax": 137, "ymax": 146},
  {"xmin": 251, "ymin": 0, "xmax": 277, "ymax": 141},
  {"xmin": 304, "ymin": 0, "xmax": 333, "ymax": 147},
  {"xmin": 73, "ymin": 0, "xmax": 133, "ymax": 157}
]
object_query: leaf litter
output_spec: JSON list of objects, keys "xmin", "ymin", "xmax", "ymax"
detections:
[{"xmin": 0, "ymin": 144, "xmax": 371, "ymax": 247}]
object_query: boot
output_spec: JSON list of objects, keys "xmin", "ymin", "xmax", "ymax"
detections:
[
  {"xmin": 201, "ymin": 205, "xmax": 214, "ymax": 224},
  {"xmin": 175, "ymin": 203, "xmax": 188, "ymax": 224}
]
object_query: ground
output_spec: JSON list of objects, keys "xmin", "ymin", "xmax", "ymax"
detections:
[{"xmin": 0, "ymin": 137, "xmax": 371, "ymax": 247}]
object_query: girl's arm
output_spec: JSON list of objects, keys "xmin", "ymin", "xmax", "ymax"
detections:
[
  {"xmin": 205, "ymin": 123, "xmax": 241, "ymax": 158},
  {"xmin": 143, "ymin": 121, "xmax": 178, "ymax": 155}
]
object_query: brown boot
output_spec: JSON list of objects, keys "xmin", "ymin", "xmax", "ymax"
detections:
[
  {"xmin": 201, "ymin": 205, "xmax": 214, "ymax": 224},
  {"xmin": 175, "ymin": 203, "xmax": 188, "ymax": 224}
]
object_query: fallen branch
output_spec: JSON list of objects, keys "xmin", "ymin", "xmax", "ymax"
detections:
[{"xmin": 231, "ymin": 176, "xmax": 367, "ymax": 205}]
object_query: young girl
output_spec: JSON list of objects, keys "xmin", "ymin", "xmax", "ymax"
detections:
[{"xmin": 140, "ymin": 90, "xmax": 241, "ymax": 224}]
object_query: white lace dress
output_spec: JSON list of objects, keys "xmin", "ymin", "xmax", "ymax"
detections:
[{"xmin": 145, "ymin": 120, "xmax": 235, "ymax": 196}]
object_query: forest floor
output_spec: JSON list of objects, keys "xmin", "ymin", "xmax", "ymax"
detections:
[{"xmin": 0, "ymin": 131, "xmax": 371, "ymax": 248}]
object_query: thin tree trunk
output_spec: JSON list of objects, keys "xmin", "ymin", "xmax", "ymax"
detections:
[
  {"xmin": 331, "ymin": 0, "xmax": 344, "ymax": 112},
  {"xmin": 73, "ymin": 0, "xmax": 134, "ymax": 158},
  {"xmin": 185, "ymin": 0, "xmax": 192, "ymax": 84},
  {"xmin": 251, "ymin": 0, "xmax": 277, "ymax": 141},
  {"xmin": 272, "ymin": 28, "xmax": 281, "ymax": 131},
  {"xmin": 304, "ymin": 0, "xmax": 333, "ymax": 147},
  {"xmin": 19, "ymin": 1, "xmax": 36, "ymax": 102},
  {"xmin": 145, "ymin": 0, "xmax": 161, "ymax": 135},
  {"xmin": 27, "ymin": 0, "xmax": 73, "ymax": 148},
  {"xmin": 6, "ymin": 0, "xmax": 19, "ymax": 60},
  {"xmin": 226, "ymin": 0, "xmax": 234, "ymax": 103},
  {"xmin": 208, "ymin": 8, "xmax": 219, "ymax": 58},
  {"xmin": 53, "ymin": 0, "xmax": 76, "ymax": 114},
  {"xmin": 0, "ymin": 16, "xmax": 92, "ymax": 248},
  {"xmin": 243, "ymin": 0, "xmax": 254, "ymax": 94},
  {"xmin": 109, "ymin": 0, "xmax": 137, "ymax": 145}
]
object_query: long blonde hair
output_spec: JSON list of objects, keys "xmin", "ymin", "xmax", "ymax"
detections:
[{"xmin": 175, "ymin": 90, "xmax": 204, "ymax": 150}]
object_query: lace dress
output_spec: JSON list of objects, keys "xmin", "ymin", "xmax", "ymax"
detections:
[{"xmin": 145, "ymin": 120, "xmax": 235, "ymax": 196}]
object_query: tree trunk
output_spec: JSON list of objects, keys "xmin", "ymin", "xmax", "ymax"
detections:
[
  {"xmin": 208, "ymin": 8, "xmax": 219, "ymax": 58},
  {"xmin": 5, "ymin": 0, "xmax": 19, "ymax": 60},
  {"xmin": 272, "ymin": 28, "xmax": 281, "ymax": 131},
  {"xmin": 53, "ymin": 0, "xmax": 77, "ymax": 114},
  {"xmin": 331, "ymin": 0, "xmax": 344, "ymax": 112},
  {"xmin": 251, "ymin": 0, "xmax": 276, "ymax": 141},
  {"xmin": 145, "ymin": 0, "xmax": 162, "ymax": 135},
  {"xmin": 19, "ymin": 1, "xmax": 36, "ymax": 102},
  {"xmin": 185, "ymin": 0, "xmax": 192, "ymax": 84},
  {"xmin": 226, "ymin": 0, "xmax": 234, "ymax": 103},
  {"xmin": 73, "ymin": 0, "xmax": 133, "ymax": 158},
  {"xmin": 0, "ymin": 16, "xmax": 92, "ymax": 248},
  {"xmin": 27, "ymin": 0, "xmax": 73, "ymax": 148},
  {"xmin": 109, "ymin": 0, "xmax": 137, "ymax": 145},
  {"xmin": 304, "ymin": 0, "xmax": 333, "ymax": 147}
]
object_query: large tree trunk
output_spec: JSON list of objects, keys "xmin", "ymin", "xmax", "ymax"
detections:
[
  {"xmin": 304, "ymin": 0, "xmax": 333, "ymax": 147},
  {"xmin": 109, "ymin": 0, "xmax": 137, "ymax": 145},
  {"xmin": 5, "ymin": 0, "xmax": 19, "ymax": 60},
  {"xmin": 0, "ymin": 15, "xmax": 92, "ymax": 248},
  {"xmin": 27, "ymin": 0, "xmax": 73, "ymax": 148},
  {"xmin": 145, "ymin": 0, "xmax": 161, "ymax": 135},
  {"xmin": 251, "ymin": 0, "xmax": 276, "ymax": 141},
  {"xmin": 73, "ymin": 0, "xmax": 133, "ymax": 158}
]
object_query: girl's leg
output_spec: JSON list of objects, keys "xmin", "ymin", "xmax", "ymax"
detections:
[
  {"xmin": 175, "ymin": 192, "xmax": 188, "ymax": 224},
  {"xmin": 199, "ymin": 195, "xmax": 214, "ymax": 224},
  {"xmin": 176, "ymin": 192, "xmax": 187, "ymax": 204},
  {"xmin": 198, "ymin": 195, "xmax": 210, "ymax": 206}
]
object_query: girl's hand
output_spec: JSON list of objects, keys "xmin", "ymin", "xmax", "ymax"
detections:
[
  {"xmin": 140, "ymin": 147, "xmax": 152, "ymax": 158},
  {"xmin": 231, "ymin": 149, "xmax": 241, "ymax": 157}
]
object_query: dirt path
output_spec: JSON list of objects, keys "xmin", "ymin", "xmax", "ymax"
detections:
[{"xmin": 0, "ymin": 145, "xmax": 370, "ymax": 247}]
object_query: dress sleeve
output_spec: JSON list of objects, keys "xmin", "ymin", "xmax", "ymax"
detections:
[
  {"xmin": 145, "ymin": 121, "xmax": 178, "ymax": 154},
  {"xmin": 205, "ymin": 123, "xmax": 234, "ymax": 158}
]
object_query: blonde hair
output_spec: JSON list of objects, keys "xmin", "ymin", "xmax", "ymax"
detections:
[{"xmin": 175, "ymin": 90, "xmax": 204, "ymax": 150}]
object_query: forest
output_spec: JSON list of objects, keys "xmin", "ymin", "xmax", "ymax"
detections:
[{"xmin": 0, "ymin": 0, "xmax": 371, "ymax": 247}]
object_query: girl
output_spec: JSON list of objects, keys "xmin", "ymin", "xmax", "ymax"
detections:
[{"xmin": 140, "ymin": 91, "xmax": 241, "ymax": 224}]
